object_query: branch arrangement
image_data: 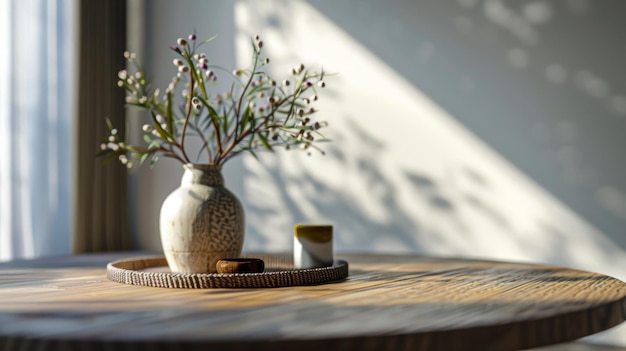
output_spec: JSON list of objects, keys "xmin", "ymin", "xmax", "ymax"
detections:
[{"xmin": 100, "ymin": 33, "xmax": 330, "ymax": 168}]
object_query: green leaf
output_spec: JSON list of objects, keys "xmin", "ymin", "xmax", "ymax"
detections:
[
  {"xmin": 166, "ymin": 91, "xmax": 174, "ymax": 133},
  {"xmin": 151, "ymin": 112, "xmax": 176, "ymax": 143},
  {"xmin": 248, "ymin": 148, "xmax": 259, "ymax": 161},
  {"xmin": 198, "ymin": 34, "xmax": 218, "ymax": 47},
  {"xmin": 140, "ymin": 153, "xmax": 149, "ymax": 164},
  {"xmin": 258, "ymin": 132, "xmax": 273, "ymax": 151},
  {"xmin": 105, "ymin": 117, "xmax": 113, "ymax": 131}
]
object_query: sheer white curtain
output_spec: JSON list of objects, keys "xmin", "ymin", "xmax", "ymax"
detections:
[{"xmin": 0, "ymin": 0, "xmax": 75, "ymax": 260}]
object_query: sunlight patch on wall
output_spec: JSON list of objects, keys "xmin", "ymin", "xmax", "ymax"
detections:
[{"xmin": 233, "ymin": 0, "xmax": 626, "ymax": 281}]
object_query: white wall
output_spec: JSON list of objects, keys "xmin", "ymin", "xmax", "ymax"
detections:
[{"xmin": 131, "ymin": 0, "xmax": 626, "ymax": 345}]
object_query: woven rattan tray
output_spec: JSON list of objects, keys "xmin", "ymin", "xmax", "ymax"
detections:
[{"xmin": 107, "ymin": 254, "xmax": 349, "ymax": 289}]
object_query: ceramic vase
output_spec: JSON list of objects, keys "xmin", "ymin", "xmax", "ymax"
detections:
[{"xmin": 159, "ymin": 164, "xmax": 244, "ymax": 273}]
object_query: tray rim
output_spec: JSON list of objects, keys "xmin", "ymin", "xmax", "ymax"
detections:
[{"xmin": 106, "ymin": 255, "xmax": 349, "ymax": 289}]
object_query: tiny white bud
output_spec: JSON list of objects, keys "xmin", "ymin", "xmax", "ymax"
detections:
[
  {"xmin": 178, "ymin": 65, "xmax": 189, "ymax": 73},
  {"xmin": 177, "ymin": 38, "xmax": 187, "ymax": 46},
  {"xmin": 117, "ymin": 80, "xmax": 124, "ymax": 87},
  {"xmin": 264, "ymin": 58, "xmax": 270, "ymax": 64},
  {"xmin": 318, "ymin": 81, "xmax": 326, "ymax": 88},
  {"xmin": 173, "ymin": 59, "xmax": 184, "ymax": 66},
  {"xmin": 118, "ymin": 70, "xmax": 127, "ymax": 79},
  {"xmin": 123, "ymin": 51, "xmax": 130, "ymax": 59},
  {"xmin": 297, "ymin": 109, "xmax": 304, "ymax": 117},
  {"xmin": 291, "ymin": 68, "xmax": 298, "ymax": 75},
  {"xmin": 142, "ymin": 124, "xmax": 152, "ymax": 132},
  {"xmin": 312, "ymin": 95, "xmax": 318, "ymax": 101},
  {"xmin": 134, "ymin": 72, "xmax": 142, "ymax": 79},
  {"xmin": 100, "ymin": 143, "xmax": 107, "ymax": 150},
  {"xmin": 156, "ymin": 114, "xmax": 165, "ymax": 123},
  {"xmin": 111, "ymin": 128, "xmax": 118, "ymax": 135},
  {"xmin": 192, "ymin": 97, "xmax": 200, "ymax": 105},
  {"xmin": 283, "ymin": 80, "xmax": 290, "ymax": 86}
]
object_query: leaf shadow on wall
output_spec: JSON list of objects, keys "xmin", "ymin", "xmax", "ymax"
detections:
[{"xmin": 241, "ymin": 117, "xmax": 491, "ymax": 255}]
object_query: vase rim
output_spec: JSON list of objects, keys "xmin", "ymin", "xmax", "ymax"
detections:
[{"xmin": 184, "ymin": 163, "xmax": 222, "ymax": 171}]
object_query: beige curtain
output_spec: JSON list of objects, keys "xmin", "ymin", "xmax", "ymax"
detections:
[{"xmin": 73, "ymin": 0, "xmax": 131, "ymax": 253}]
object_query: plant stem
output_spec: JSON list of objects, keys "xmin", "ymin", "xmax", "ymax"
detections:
[
  {"xmin": 179, "ymin": 74, "xmax": 194, "ymax": 164},
  {"xmin": 221, "ymin": 45, "xmax": 260, "ymax": 163}
]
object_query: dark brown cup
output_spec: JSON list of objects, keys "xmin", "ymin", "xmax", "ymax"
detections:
[{"xmin": 216, "ymin": 258, "xmax": 265, "ymax": 274}]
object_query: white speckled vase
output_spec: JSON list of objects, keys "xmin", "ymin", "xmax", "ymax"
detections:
[{"xmin": 159, "ymin": 164, "xmax": 244, "ymax": 273}]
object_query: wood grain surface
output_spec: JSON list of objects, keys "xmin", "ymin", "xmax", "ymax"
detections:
[{"xmin": 0, "ymin": 252, "xmax": 625, "ymax": 351}]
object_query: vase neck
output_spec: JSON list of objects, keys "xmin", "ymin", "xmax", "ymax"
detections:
[{"xmin": 181, "ymin": 164, "xmax": 224, "ymax": 186}]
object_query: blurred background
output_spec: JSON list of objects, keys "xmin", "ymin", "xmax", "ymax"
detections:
[{"xmin": 2, "ymin": 0, "xmax": 626, "ymax": 346}]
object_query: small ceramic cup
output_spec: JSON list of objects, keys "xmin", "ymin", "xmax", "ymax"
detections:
[{"xmin": 293, "ymin": 224, "xmax": 333, "ymax": 269}]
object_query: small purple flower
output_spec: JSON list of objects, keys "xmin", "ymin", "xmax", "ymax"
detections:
[
  {"xmin": 170, "ymin": 46, "xmax": 181, "ymax": 54},
  {"xmin": 304, "ymin": 81, "xmax": 312, "ymax": 87},
  {"xmin": 188, "ymin": 34, "xmax": 196, "ymax": 41},
  {"xmin": 198, "ymin": 62, "xmax": 208, "ymax": 70}
]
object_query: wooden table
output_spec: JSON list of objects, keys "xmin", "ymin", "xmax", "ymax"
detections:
[{"xmin": 1, "ymin": 253, "xmax": 625, "ymax": 351}]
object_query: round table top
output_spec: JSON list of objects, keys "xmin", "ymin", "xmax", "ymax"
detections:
[{"xmin": 0, "ymin": 252, "xmax": 625, "ymax": 351}]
